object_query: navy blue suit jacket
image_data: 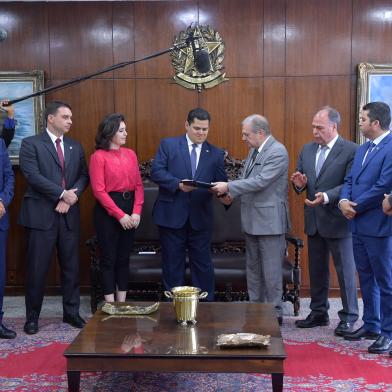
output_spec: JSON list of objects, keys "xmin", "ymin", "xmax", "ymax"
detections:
[
  {"xmin": 340, "ymin": 134, "xmax": 392, "ymax": 237},
  {"xmin": 151, "ymin": 135, "xmax": 227, "ymax": 230},
  {"xmin": 0, "ymin": 138, "xmax": 14, "ymax": 232}
]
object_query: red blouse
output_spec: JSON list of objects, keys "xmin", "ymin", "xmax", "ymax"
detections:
[{"xmin": 89, "ymin": 148, "xmax": 144, "ymax": 220}]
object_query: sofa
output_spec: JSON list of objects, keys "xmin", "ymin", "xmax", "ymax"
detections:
[{"xmin": 87, "ymin": 157, "xmax": 304, "ymax": 314}]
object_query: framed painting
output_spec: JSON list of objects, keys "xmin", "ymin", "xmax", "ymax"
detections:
[
  {"xmin": 0, "ymin": 70, "xmax": 45, "ymax": 165},
  {"xmin": 357, "ymin": 62, "xmax": 392, "ymax": 144}
]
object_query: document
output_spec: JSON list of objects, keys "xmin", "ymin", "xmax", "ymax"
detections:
[{"xmin": 181, "ymin": 180, "xmax": 213, "ymax": 189}]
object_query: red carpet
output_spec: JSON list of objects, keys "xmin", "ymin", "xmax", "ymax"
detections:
[{"xmin": 0, "ymin": 317, "xmax": 391, "ymax": 391}]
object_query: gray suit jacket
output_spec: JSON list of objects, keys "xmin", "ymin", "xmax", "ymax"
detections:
[
  {"xmin": 295, "ymin": 136, "xmax": 357, "ymax": 238},
  {"xmin": 228, "ymin": 136, "xmax": 290, "ymax": 235}
]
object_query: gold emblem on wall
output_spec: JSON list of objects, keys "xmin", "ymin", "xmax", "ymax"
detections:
[{"xmin": 171, "ymin": 25, "xmax": 228, "ymax": 92}]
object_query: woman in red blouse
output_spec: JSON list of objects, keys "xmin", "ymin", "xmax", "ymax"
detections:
[{"xmin": 89, "ymin": 113, "xmax": 144, "ymax": 303}]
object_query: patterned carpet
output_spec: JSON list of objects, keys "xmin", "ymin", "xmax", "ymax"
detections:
[{"xmin": 0, "ymin": 297, "xmax": 391, "ymax": 391}]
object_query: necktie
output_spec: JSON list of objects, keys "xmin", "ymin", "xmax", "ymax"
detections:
[
  {"xmin": 190, "ymin": 143, "xmax": 197, "ymax": 178},
  {"xmin": 362, "ymin": 142, "xmax": 376, "ymax": 166},
  {"xmin": 315, "ymin": 145, "xmax": 328, "ymax": 177},
  {"xmin": 55, "ymin": 138, "xmax": 66, "ymax": 188},
  {"xmin": 245, "ymin": 149, "xmax": 258, "ymax": 176}
]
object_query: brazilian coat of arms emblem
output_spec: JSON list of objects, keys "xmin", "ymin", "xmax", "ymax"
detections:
[{"xmin": 170, "ymin": 25, "xmax": 228, "ymax": 92}]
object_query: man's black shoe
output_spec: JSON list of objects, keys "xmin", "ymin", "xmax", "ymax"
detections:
[
  {"xmin": 63, "ymin": 314, "xmax": 86, "ymax": 329},
  {"xmin": 344, "ymin": 326, "xmax": 379, "ymax": 341},
  {"xmin": 368, "ymin": 335, "xmax": 392, "ymax": 354},
  {"xmin": 334, "ymin": 321, "xmax": 355, "ymax": 337},
  {"xmin": 295, "ymin": 313, "xmax": 329, "ymax": 328},
  {"xmin": 0, "ymin": 323, "xmax": 16, "ymax": 339},
  {"xmin": 24, "ymin": 320, "xmax": 38, "ymax": 335}
]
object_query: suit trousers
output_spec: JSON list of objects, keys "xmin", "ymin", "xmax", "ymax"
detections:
[
  {"xmin": 245, "ymin": 233, "xmax": 285, "ymax": 316},
  {"xmin": 159, "ymin": 221, "xmax": 215, "ymax": 301},
  {"xmin": 352, "ymin": 234, "xmax": 392, "ymax": 338},
  {"xmin": 25, "ymin": 214, "xmax": 80, "ymax": 321},
  {"xmin": 0, "ymin": 229, "xmax": 7, "ymax": 320},
  {"xmin": 94, "ymin": 197, "xmax": 135, "ymax": 295},
  {"xmin": 308, "ymin": 233, "xmax": 358, "ymax": 322}
]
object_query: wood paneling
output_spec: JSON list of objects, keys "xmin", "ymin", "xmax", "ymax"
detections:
[
  {"xmin": 286, "ymin": 0, "xmax": 352, "ymax": 76},
  {"xmin": 263, "ymin": 78, "xmax": 285, "ymax": 143},
  {"xmin": 352, "ymin": 0, "xmax": 392, "ymax": 71},
  {"xmin": 134, "ymin": 1, "xmax": 198, "ymax": 78},
  {"xmin": 199, "ymin": 0, "xmax": 263, "ymax": 77},
  {"xmin": 2, "ymin": 0, "xmax": 392, "ymax": 294},
  {"xmin": 199, "ymin": 78, "xmax": 263, "ymax": 158},
  {"xmin": 0, "ymin": 3, "xmax": 49, "ymax": 72},
  {"xmin": 135, "ymin": 79, "xmax": 198, "ymax": 160},
  {"xmin": 48, "ymin": 2, "xmax": 114, "ymax": 80},
  {"xmin": 114, "ymin": 79, "xmax": 137, "ymax": 150},
  {"xmin": 113, "ymin": 2, "xmax": 135, "ymax": 79},
  {"xmin": 263, "ymin": 0, "xmax": 286, "ymax": 76}
]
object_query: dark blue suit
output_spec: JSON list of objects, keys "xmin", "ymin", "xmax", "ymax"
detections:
[
  {"xmin": 151, "ymin": 135, "xmax": 227, "ymax": 300},
  {"xmin": 18, "ymin": 131, "xmax": 89, "ymax": 321},
  {"xmin": 340, "ymin": 134, "xmax": 392, "ymax": 338},
  {"xmin": 0, "ymin": 138, "xmax": 14, "ymax": 320}
]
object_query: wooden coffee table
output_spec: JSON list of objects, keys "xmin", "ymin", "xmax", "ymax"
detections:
[{"xmin": 64, "ymin": 302, "xmax": 286, "ymax": 391}]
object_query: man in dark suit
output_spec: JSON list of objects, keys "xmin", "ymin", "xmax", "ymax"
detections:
[
  {"xmin": 0, "ymin": 101, "xmax": 15, "ymax": 339},
  {"xmin": 151, "ymin": 108, "xmax": 227, "ymax": 301},
  {"xmin": 291, "ymin": 107, "xmax": 359, "ymax": 336},
  {"xmin": 340, "ymin": 101, "xmax": 392, "ymax": 354},
  {"xmin": 18, "ymin": 101, "xmax": 89, "ymax": 334}
]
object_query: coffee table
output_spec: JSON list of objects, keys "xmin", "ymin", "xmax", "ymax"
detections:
[{"xmin": 64, "ymin": 302, "xmax": 286, "ymax": 391}]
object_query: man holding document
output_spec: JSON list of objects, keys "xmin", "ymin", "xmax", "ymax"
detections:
[{"xmin": 151, "ymin": 108, "xmax": 227, "ymax": 300}]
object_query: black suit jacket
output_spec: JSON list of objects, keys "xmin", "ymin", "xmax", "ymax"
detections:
[
  {"xmin": 18, "ymin": 131, "xmax": 89, "ymax": 230},
  {"xmin": 295, "ymin": 136, "xmax": 357, "ymax": 238}
]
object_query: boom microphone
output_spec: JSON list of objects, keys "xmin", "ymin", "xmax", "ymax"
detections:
[{"xmin": 187, "ymin": 31, "xmax": 212, "ymax": 74}]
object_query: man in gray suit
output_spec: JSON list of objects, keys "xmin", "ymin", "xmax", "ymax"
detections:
[
  {"xmin": 291, "ymin": 106, "xmax": 358, "ymax": 336},
  {"xmin": 212, "ymin": 114, "xmax": 290, "ymax": 324}
]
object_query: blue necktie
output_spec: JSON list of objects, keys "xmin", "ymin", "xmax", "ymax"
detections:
[
  {"xmin": 362, "ymin": 142, "xmax": 376, "ymax": 166},
  {"xmin": 190, "ymin": 143, "xmax": 197, "ymax": 178},
  {"xmin": 315, "ymin": 145, "xmax": 328, "ymax": 177}
]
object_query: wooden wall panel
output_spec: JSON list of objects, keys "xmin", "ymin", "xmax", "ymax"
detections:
[
  {"xmin": 263, "ymin": 0, "xmax": 286, "ymax": 76},
  {"xmin": 0, "ymin": 3, "xmax": 49, "ymax": 72},
  {"xmin": 135, "ymin": 79, "xmax": 198, "ymax": 160},
  {"xmin": 113, "ymin": 2, "xmax": 135, "ymax": 79},
  {"xmin": 199, "ymin": 78, "xmax": 263, "ymax": 158},
  {"xmin": 114, "ymin": 79, "xmax": 137, "ymax": 150},
  {"xmin": 352, "ymin": 0, "xmax": 392, "ymax": 71},
  {"xmin": 199, "ymin": 0, "xmax": 263, "ymax": 77},
  {"xmin": 263, "ymin": 78, "xmax": 285, "ymax": 143},
  {"xmin": 286, "ymin": 0, "xmax": 352, "ymax": 76},
  {"xmin": 48, "ymin": 2, "xmax": 114, "ymax": 80},
  {"xmin": 134, "ymin": 1, "xmax": 198, "ymax": 78}
]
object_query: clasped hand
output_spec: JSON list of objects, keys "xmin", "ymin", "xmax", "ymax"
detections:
[
  {"xmin": 55, "ymin": 188, "xmax": 79, "ymax": 214},
  {"xmin": 339, "ymin": 200, "xmax": 357, "ymax": 220},
  {"xmin": 119, "ymin": 213, "xmax": 140, "ymax": 230}
]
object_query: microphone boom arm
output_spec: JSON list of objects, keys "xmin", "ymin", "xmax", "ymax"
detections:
[{"xmin": 5, "ymin": 43, "xmax": 187, "ymax": 106}]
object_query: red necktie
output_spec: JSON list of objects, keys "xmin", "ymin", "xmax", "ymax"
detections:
[{"xmin": 55, "ymin": 138, "xmax": 66, "ymax": 188}]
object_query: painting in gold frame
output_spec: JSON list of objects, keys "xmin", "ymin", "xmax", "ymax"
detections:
[
  {"xmin": 357, "ymin": 63, "xmax": 392, "ymax": 144},
  {"xmin": 0, "ymin": 70, "xmax": 45, "ymax": 165}
]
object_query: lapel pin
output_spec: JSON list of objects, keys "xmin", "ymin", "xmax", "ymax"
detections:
[
  {"xmin": 206, "ymin": 149, "xmax": 209, "ymax": 153},
  {"xmin": 69, "ymin": 146, "xmax": 73, "ymax": 149}
]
